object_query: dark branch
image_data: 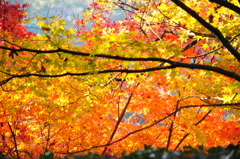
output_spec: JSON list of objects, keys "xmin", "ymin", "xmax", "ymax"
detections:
[
  {"xmin": 174, "ymin": 133, "xmax": 189, "ymax": 151},
  {"xmin": 171, "ymin": 0, "xmax": 240, "ymax": 61},
  {"xmin": 0, "ymin": 61, "xmax": 239, "ymax": 85},
  {"xmin": 194, "ymin": 110, "xmax": 212, "ymax": 126},
  {"xmin": 182, "ymin": 39, "xmax": 198, "ymax": 52},
  {"xmin": 101, "ymin": 92, "xmax": 134, "ymax": 156},
  {"xmin": 8, "ymin": 122, "xmax": 20, "ymax": 159},
  {"xmin": 0, "ymin": 46, "xmax": 172, "ymax": 63},
  {"xmin": 0, "ymin": 49, "xmax": 239, "ymax": 84},
  {"xmin": 209, "ymin": 0, "xmax": 240, "ymax": 14},
  {"xmin": 0, "ymin": 45, "xmax": 240, "ymax": 82}
]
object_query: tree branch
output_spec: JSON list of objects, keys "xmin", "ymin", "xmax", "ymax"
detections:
[
  {"xmin": 0, "ymin": 59, "xmax": 240, "ymax": 86},
  {"xmin": 209, "ymin": 0, "xmax": 240, "ymax": 14},
  {"xmin": 171, "ymin": 0, "xmax": 240, "ymax": 61},
  {"xmin": 8, "ymin": 122, "xmax": 20, "ymax": 159},
  {"xmin": 0, "ymin": 46, "xmax": 240, "ymax": 82},
  {"xmin": 101, "ymin": 92, "xmax": 134, "ymax": 156},
  {"xmin": 166, "ymin": 100, "xmax": 180, "ymax": 151}
]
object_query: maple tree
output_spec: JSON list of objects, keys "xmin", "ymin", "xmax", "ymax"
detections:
[{"xmin": 0, "ymin": 0, "xmax": 240, "ymax": 158}]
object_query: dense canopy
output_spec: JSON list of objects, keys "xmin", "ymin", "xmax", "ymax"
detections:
[{"xmin": 0, "ymin": 0, "xmax": 240, "ymax": 158}]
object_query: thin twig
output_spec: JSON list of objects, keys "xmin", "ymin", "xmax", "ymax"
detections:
[
  {"xmin": 166, "ymin": 100, "xmax": 180, "ymax": 151},
  {"xmin": 8, "ymin": 122, "xmax": 20, "ymax": 159}
]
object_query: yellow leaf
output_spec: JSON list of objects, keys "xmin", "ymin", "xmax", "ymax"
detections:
[
  {"xmin": 222, "ymin": 94, "xmax": 235, "ymax": 103},
  {"xmin": 202, "ymin": 44, "xmax": 208, "ymax": 49},
  {"xmin": 37, "ymin": 21, "xmax": 45, "ymax": 27},
  {"xmin": 59, "ymin": 25, "xmax": 64, "ymax": 31}
]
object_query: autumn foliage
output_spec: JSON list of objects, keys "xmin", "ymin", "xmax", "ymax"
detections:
[{"xmin": 0, "ymin": 0, "xmax": 240, "ymax": 158}]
